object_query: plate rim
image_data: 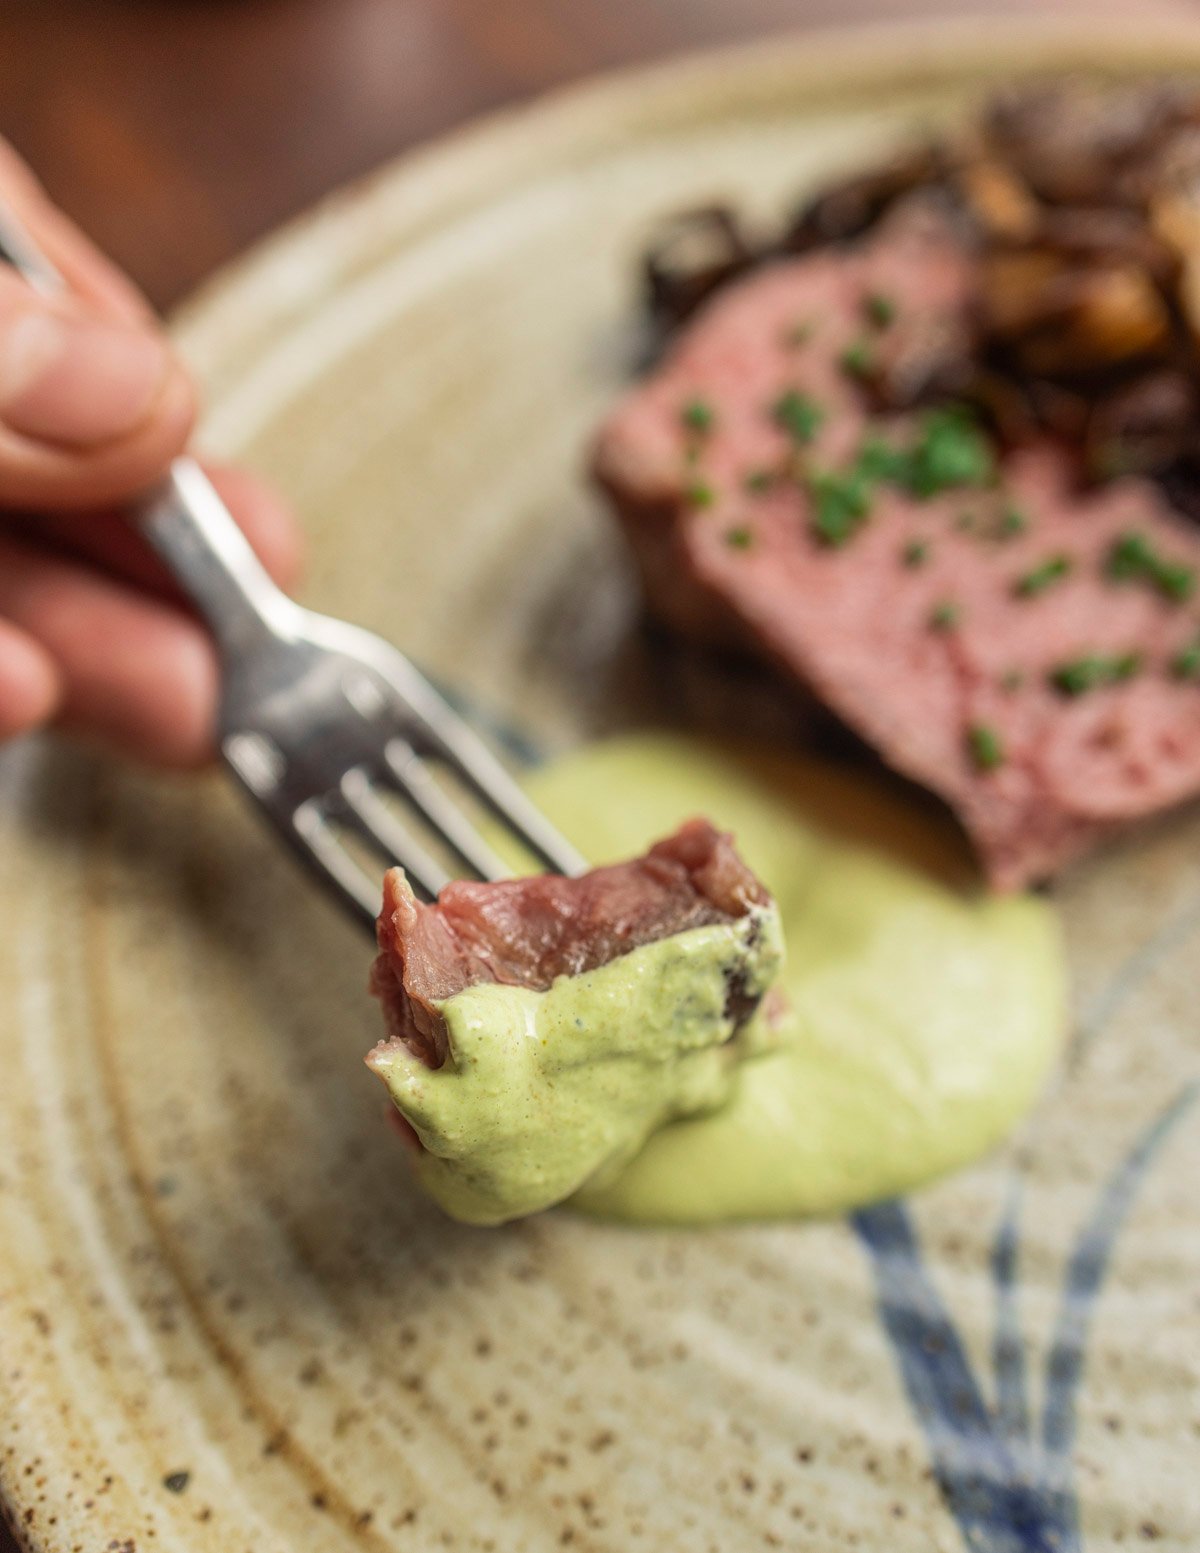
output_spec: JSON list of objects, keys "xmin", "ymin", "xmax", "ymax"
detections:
[{"xmin": 173, "ymin": 11, "xmax": 1200, "ymax": 365}]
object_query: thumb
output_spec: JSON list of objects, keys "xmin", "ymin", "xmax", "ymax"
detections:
[{"xmin": 0, "ymin": 272, "xmax": 194, "ymax": 510}]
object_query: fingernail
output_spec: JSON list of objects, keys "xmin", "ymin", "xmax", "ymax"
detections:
[{"xmin": 0, "ymin": 307, "xmax": 172, "ymax": 446}]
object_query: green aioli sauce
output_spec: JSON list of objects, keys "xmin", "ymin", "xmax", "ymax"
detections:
[
  {"xmin": 523, "ymin": 734, "xmax": 1066, "ymax": 1225},
  {"xmin": 371, "ymin": 892, "xmax": 784, "ymax": 1226},
  {"xmin": 376, "ymin": 733, "xmax": 1066, "ymax": 1227}
]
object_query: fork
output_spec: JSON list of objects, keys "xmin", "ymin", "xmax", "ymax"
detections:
[{"xmin": 0, "ymin": 207, "xmax": 586, "ymax": 934}]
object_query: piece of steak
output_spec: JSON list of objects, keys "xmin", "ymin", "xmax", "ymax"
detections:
[
  {"xmin": 368, "ymin": 818, "xmax": 770, "ymax": 1068},
  {"xmin": 594, "ymin": 210, "xmax": 1200, "ymax": 889}
]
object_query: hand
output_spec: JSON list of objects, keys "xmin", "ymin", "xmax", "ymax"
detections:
[{"xmin": 0, "ymin": 142, "xmax": 302, "ymax": 766}]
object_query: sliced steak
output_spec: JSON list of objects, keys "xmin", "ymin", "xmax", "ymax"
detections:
[
  {"xmin": 594, "ymin": 211, "xmax": 1200, "ymax": 889},
  {"xmin": 369, "ymin": 818, "xmax": 770, "ymax": 1068}
]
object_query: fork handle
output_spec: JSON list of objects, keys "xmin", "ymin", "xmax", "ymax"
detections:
[
  {"xmin": 135, "ymin": 458, "xmax": 298, "ymax": 657},
  {"xmin": 0, "ymin": 206, "xmax": 296, "ymax": 660}
]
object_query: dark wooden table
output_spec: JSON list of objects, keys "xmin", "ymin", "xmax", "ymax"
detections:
[
  {"xmin": 0, "ymin": 0, "xmax": 1192, "ymax": 312},
  {"xmin": 0, "ymin": 1, "xmax": 1196, "ymax": 1548}
]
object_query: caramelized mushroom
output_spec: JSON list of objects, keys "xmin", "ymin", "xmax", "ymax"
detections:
[
  {"xmin": 1085, "ymin": 370, "xmax": 1197, "ymax": 479},
  {"xmin": 784, "ymin": 145, "xmax": 946, "ymax": 250},
  {"xmin": 954, "ymin": 158, "xmax": 1040, "ymax": 241},
  {"xmin": 638, "ymin": 79, "xmax": 1200, "ymax": 528},
  {"xmin": 643, "ymin": 206, "xmax": 757, "ymax": 330}
]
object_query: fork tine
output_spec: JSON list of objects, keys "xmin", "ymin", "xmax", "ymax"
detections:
[
  {"xmin": 290, "ymin": 800, "xmax": 386, "ymax": 928},
  {"xmin": 337, "ymin": 769, "xmax": 451, "ymax": 900},
  {"xmin": 382, "ymin": 738, "xmax": 511, "ymax": 882},
  {"xmin": 418, "ymin": 719, "xmax": 588, "ymax": 877}
]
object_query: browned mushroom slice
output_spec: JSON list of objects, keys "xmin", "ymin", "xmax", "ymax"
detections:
[
  {"xmin": 986, "ymin": 260, "xmax": 1171, "ymax": 377},
  {"xmin": 953, "ymin": 157, "xmax": 1041, "ymax": 242},
  {"xmin": 1035, "ymin": 206, "xmax": 1178, "ymax": 285},
  {"xmin": 643, "ymin": 206, "xmax": 758, "ymax": 330},
  {"xmin": 783, "ymin": 144, "xmax": 946, "ymax": 251},
  {"xmin": 1149, "ymin": 185, "xmax": 1200, "ymax": 264},
  {"xmin": 983, "ymin": 83, "xmax": 1185, "ymax": 207},
  {"xmin": 978, "ymin": 250, "xmax": 1075, "ymax": 338},
  {"xmin": 1085, "ymin": 370, "xmax": 1198, "ymax": 480}
]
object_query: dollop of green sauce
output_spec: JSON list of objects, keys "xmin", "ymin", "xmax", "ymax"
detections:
[
  {"xmin": 376, "ymin": 733, "xmax": 1067, "ymax": 1228},
  {"xmin": 371, "ymin": 895, "xmax": 785, "ymax": 1226},
  {"xmin": 522, "ymin": 734, "xmax": 1067, "ymax": 1225}
]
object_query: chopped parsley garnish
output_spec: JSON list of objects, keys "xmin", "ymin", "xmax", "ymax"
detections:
[
  {"xmin": 840, "ymin": 338, "xmax": 876, "ymax": 381},
  {"xmin": 856, "ymin": 436, "xmax": 912, "ymax": 484},
  {"xmin": 1015, "ymin": 553, "xmax": 1072, "ymax": 598},
  {"xmin": 1105, "ymin": 531, "xmax": 1196, "ymax": 603},
  {"xmin": 929, "ymin": 600, "xmax": 961, "ymax": 631},
  {"xmin": 744, "ymin": 467, "xmax": 776, "ymax": 494},
  {"xmin": 1157, "ymin": 561, "xmax": 1197, "ymax": 602},
  {"xmin": 792, "ymin": 404, "xmax": 1002, "ymax": 553},
  {"xmin": 1105, "ymin": 531, "xmax": 1156, "ymax": 581},
  {"xmin": 997, "ymin": 504, "xmax": 1028, "ymax": 539},
  {"xmin": 1049, "ymin": 652, "xmax": 1142, "ymax": 696},
  {"xmin": 685, "ymin": 480, "xmax": 715, "ymax": 508},
  {"xmin": 966, "ymin": 724, "xmax": 1005, "ymax": 772},
  {"xmin": 863, "ymin": 292, "xmax": 897, "ymax": 329},
  {"xmin": 902, "ymin": 539, "xmax": 930, "ymax": 568},
  {"xmin": 1170, "ymin": 638, "xmax": 1200, "ymax": 680},
  {"xmin": 956, "ymin": 511, "xmax": 977, "ymax": 532},
  {"xmin": 809, "ymin": 469, "xmax": 871, "ymax": 546},
  {"xmin": 1000, "ymin": 668, "xmax": 1025, "ymax": 693},
  {"xmin": 905, "ymin": 407, "xmax": 996, "ymax": 498},
  {"xmin": 680, "ymin": 398, "xmax": 716, "ymax": 436},
  {"xmin": 852, "ymin": 406, "xmax": 998, "ymax": 501},
  {"xmin": 724, "ymin": 525, "xmax": 754, "ymax": 550},
  {"xmin": 771, "ymin": 388, "xmax": 824, "ymax": 445}
]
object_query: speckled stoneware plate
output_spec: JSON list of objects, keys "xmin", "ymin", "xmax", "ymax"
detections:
[{"xmin": 3, "ymin": 16, "xmax": 1200, "ymax": 1552}]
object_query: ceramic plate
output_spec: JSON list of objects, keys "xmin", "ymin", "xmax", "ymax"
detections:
[{"xmin": 2, "ymin": 17, "xmax": 1199, "ymax": 1551}]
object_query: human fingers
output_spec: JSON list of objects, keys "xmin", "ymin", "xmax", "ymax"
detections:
[
  {"xmin": 0, "ymin": 533, "xmax": 217, "ymax": 767},
  {"xmin": 0, "ymin": 264, "xmax": 195, "ymax": 509},
  {"xmin": 0, "ymin": 615, "xmax": 61, "ymax": 740},
  {"xmin": 3, "ymin": 463, "xmax": 305, "ymax": 602}
]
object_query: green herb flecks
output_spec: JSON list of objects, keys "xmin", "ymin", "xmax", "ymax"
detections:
[
  {"xmin": 1105, "ymin": 531, "xmax": 1195, "ymax": 603},
  {"xmin": 840, "ymin": 337, "xmax": 876, "ymax": 382},
  {"xmin": 1015, "ymin": 554, "xmax": 1073, "ymax": 598},
  {"xmin": 956, "ymin": 511, "xmax": 977, "ymax": 532},
  {"xmin": 996, "ymin": 504, "xmax": 1028, "ymax": 540},
  {"xmin": 928, "ymin": 600, "xmax": 961, "ymax": 632},
  {"xmin": 905, "ymin": 407, "xmax": 997, "ymax": 499},
  {"xmin": 1049, "ymin": 652, "xmax": 1142, "ymax": 696},
  {"xmin": 744, "ymin": 467, "xmax": 776, "ymax": 495},
  {"xmin": 1158, "ymin": 561, "xmax": 1196, "ymax": 602},
  {"xmin": 863, "ymin": 292, "xmax": 897, "ymax": 329},
  {"xmin": 794, "ymin": 403, "xmax": 1002, "ymax": 553},
  {"xmin": 808, "ymin": 469, "xmax": 872, "ymax": 547},
  {"xmin": 1105, "ymin": 531, "xmax": 1156, "ymax": 581},
  {"xmin": 685, "ymin": 481, "xmax": 716, "ymax": 509},
  {"xmin": 724, "ymin": 526, "xmax": 754, "ymax": 551},
  {"xmin": 856, "ymin": 436, "xmax": 912, "ymax": 484},
  {"xmin": 902, "ymin": 539, "xmax": 930, "ymax": 568},
  {"xmin": 1170, "ymin": 637, "xmax": 1200, "ymax": 680},
  {"xmin": 771, "ymin": 389, "xmax": 824, "ymax": 446},
  {"xmin": 1000, "ymin": 669, "xmax": 1025, "ymax": 693},
  {"xmin": 680, "ymin": 398, "xmax": 716, "ymax": 437},
  {"xmin": 966, "ymin": 723, "xmax": 1005, "ymax": 772}
]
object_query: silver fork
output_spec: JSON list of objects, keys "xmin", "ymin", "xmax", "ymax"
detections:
[{"xmin": 0, "ymin": 208, "xmax": 585, "ymax": 933}]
